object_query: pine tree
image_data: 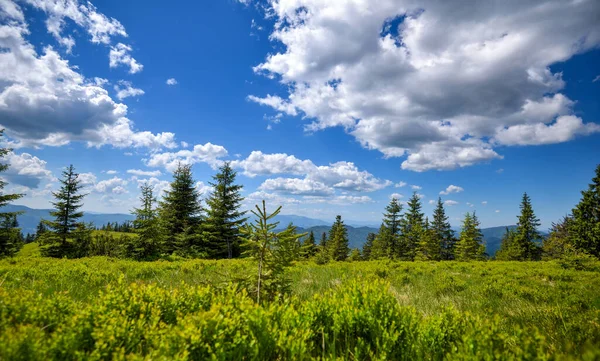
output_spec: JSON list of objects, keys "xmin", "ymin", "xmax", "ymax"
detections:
[
  {"xmin": 328, "ymin": 215, "xmax": 349, "ymax": 261},
  {"xmin": 127, "ymin": 182, "xmax": 164, "ymax": 260},
  {"xmin": 301, "ymin": 230, "xmax": 317, "ymax": 258},
  {"xmin": 569, "ymin": 165, "xmax": 600, "ymax": 257},
  {"xmin": 432, "ymin": 197, "xmax": 455, "ymax": 260},
  {"xmin": 370, "ymin": 224, "xmax": 392, "ymax": 260},
  {"xmin": 203, "ymin": 162, "xmax": 247, "ymax": 259},
  {"xmin": 383, "ymin": 197, "xmax": 403, "ymax": 257},
  {"xmin": 159, "ymin": 163, "xmax": 203, "ymax": 255},
  {"xmin": 455, "ymin": 212, "xmax": 485, "ymax": 261},
  {"xmin": 362, "ymin": 232, "xmax": 375, "ymax": 260},
  {"xmin": 513, "ymin": 193, "xmax": 542, "ymax": 260},
  {"xmin": 0, "ymin": 130, "xmax": 24, "ymax": 257},
  {"xmin": 495, "ymin": 227, "xmax": 521, "ymax": 260},
  {"xmin": 416, "ymin": 217, "xmax": 441, "ymax": 260},
  {"xmin": 399, "ymin": 192, "xmax": 424, "ymax": 260},
  {"xmin": 40, "ymin": 165, "xmax": 89, "ymax": 258}
]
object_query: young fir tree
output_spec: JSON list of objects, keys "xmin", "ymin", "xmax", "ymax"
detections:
[
  {"xmin": 370, "ymin": 223, "xmax": 392, "ymax": 260},
  {"xmin": 568, "ymin": 164, "xmax": 600, "ymax": 257},
  {"xmin": 0, "ymin": 132, "xmax": 24, "ymax": 257},
  {"xmin": 400, "ymin": 192, "xmax": 424, "ymax": 260},
  {"xmin": 127, "ymin": 182, "xmax": 164, "ymax": 260},
  {"xmin": 495, "ymin": 227, "xmax": 520, "ymax": 260},
  {"xmin": 35, "ymin": 220, "xmax": 47, "ymax": 240},
  {"xmin": 40, "ymin": 165, "xmax": 89, "ymax": 258},
  {"xmin": 362, "ymin": 232, "xmax": 376, "ymax": 260},
  {"xmin": 383, "ymin": 197, "xmax": 403, "ymax": 257},
  {"xmin": 513, "ymin": 192, "xmax": 542, "ymax": 260},
  {"xmin": 432, "ymin": 197, "xmax": 455, "ymax": 260},
  {"xmin": 455, "ymin": 212, "xmax": 485, "ymax": 260},
  {"xmin": 159, "ymin": 163, "xmax": 203, "ymax": 255},
  {"xmin": 349, "ymin": 248, "xmax": 362, "ymax": 261},
  {"xmin": 241, "ymin": 201, "xmax": 304, "ymax": 303},
  {"xmin": 542, "ymin": 216, "xmax": 577, "ymax": 259},
  {"xmin": 328, "ymin": 215, "xmax": 350, "ymax": 261},
  {"xmin": 416, "ymin": 217, "xmax": 441, "ymax": 260},
  {"xmin": 203, "ymin": 162, "xmax": 247, "ymax": 259},
  {"xmin": 301, "ymin": 230, "xmax": 317, "ymax": 258}
]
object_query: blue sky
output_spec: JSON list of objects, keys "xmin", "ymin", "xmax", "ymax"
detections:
[{"xmin": 1, "ymin": 0, "xmax": 599, "ymax": 229}]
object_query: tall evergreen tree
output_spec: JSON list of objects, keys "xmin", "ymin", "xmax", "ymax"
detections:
[
  {"xmin": 40, "ymin": 165, "xmax": 89, "ymax": 257},
  {"xmin": 432, "ymin": 197, "xmax": 455, "ymax": 260},
  {"xmin": 400, "ymin": 192, "xmax": 424, "ymax": 260},
  {"xmin": 568, "ymin": 164, "xmax": 600, "ymax": 257},
  {"xmin": 362, "ymin": 232, "xmax": 376, "ymax": 260},
  {"xmin": 514, "ymin": 193, "xmax": 542, "ymax": 260},
  {"xmin": 203, "ymin": 162, "xmax": 247, "ymax": 259},
  {"xmin": 383, "ymin": 197, "xmax": 403, "ymax": 256},
  {"xmin": 0, "ymin": 131, "xmax": 24, "ymax": 257},
  {"xmin": 328, "ymin": 215, "xmax": 349, "ymax": 261},
  {"xmin": 542, "ymin": 216, "xmax": 577, "ymax": 259},
  {"xmin": 301, "ymin": 230, "xmax": 317, "ymax": 258},
  {"xmin": 127, "ymin": 182, "xmax": 164, "ymax": 260},
  {"xmin": 495, "ymin": 227, "xmax": 520, "ymax": 261},
  {"xmin": 455, "ymin": 212, "xmax": 485, "ymax": 260},
  {"xmin": 416, "ymin": 217, "xmax": 441, "ymax": 260},
  {"xmin": 370, "ymin": 224, "xmax": 392, "ymax": 260},
  {"xmin": 159, "ymin": 163, "xmax": 203, "ymax": 255}
]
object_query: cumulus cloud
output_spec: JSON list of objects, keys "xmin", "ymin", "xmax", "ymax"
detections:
[
  {"xmin": 259, "ymin": 178, "xmax": 334, "ymax": 196},
  {"xmin": 390, "ymin": 192, "xmax": 403, "ymax": 200},
  {"xmin": 440, "ymin": 185, "xmax": 464, "ymax": 195},
  {"xmin": 445, "ymin": 200, "xmax": 459, "ymax": 206},
  {"xmin": 166, "ymin": 78, "xmax": 178, "ymax": 85},
  {"xmin": 411, "ymin": 185, "xmax": 422, "ymax": 190},
  {"xmin": 247, "ymin": 0, "xmax": 600, "ymax": 171},
  {"xmin": 3, "ymin": 152, "xmax": 54, "ymax": 188},
  {"xmin": 0, "ymin": 4, "xmax": 175, "ymax": 150},
  {"xmin": 134, "ymin": 177, "xmax": 170, "ymax": 196},
  {"xmin": 105, "ymin": 170, "xmax": 118, "ymax": 175},
  {"xmin": 146, "ymin": 143, "xmax": 229, "ymax": 172},
  {"xmin": 395, "ymin": 181, "xmax": 407, "ymax": 188},
  {"xmin": 482, "ymin": 201, "xmax": 488, "ymax": 205},
  {"xmin": 114, "ymin": 80, "xmax": 144, "ymax": 100},
  {"xmin": 195, "ymin": 181, "xmax": 213, "ymax": 196},
  {"xmin": 78, "ymin": 172, "xmax": 97, "ymax": 187},
  {"xmin": 127, "ymin": 169, "xmax": 162, "ymax": 177},
  {"xmin": 94, "ymin": 176, "xmax": 128, "ymax": 194},
  {"xmin": 109, "ymin": 43, "xmax": 143, "ymax": 74}
]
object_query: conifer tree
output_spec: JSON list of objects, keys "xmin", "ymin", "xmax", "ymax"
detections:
[
  {"xmin": 495, "ymin": 227, "xmax": 520, "ymax": 260},
  {"xmin": 455, "ymin": 212, "xmax": 485, "ymax": 260},
  {"xmin": 0, "ymin": 132, "xmax": 24, "ymax": 257},
  {"xmin": 383, "ymin": 197, "xmax": 403, "ymax": 256},
  {"xmin": 362, "ymin": 232, "xmax": 375, "ymax": 260},
  {"xmin": 432, "ymin": 197, "xmax": 455, "ymax": 260},
  {"xmin": 127, "ymin": 182, "xmax": 164, "ymax": 260},
  {"xmin": 568, "ymin": 164, "xmax": 600, "ymax": 257},
  {"xmin": 301, "ymin": 230, "xmax": 317, "ymax": 258},
  {"xmin": 40, "ymin": 165, "xmax": 89, "ymax": 257},
  {"xmin": 328, "ymin": 215, "xmax": 349, "ymax": 261},
  {"xmin": 399, "ymin": 192, "xmax": 424, "ymax": 260},
  {"xmin": 542, "ymin": 217, "xmax": 576, "ymax": 259},
  {"xmin": 513, "ymin": 192, "xmax": 542, "ymax": 260},
  {"xmin": 370, "ymin": 224, "xmax": 392, "ymax": 260},
  {"xmin": 416, "ymin": 217, "xmax": 441, "ymax": 260},
  {"xmin": 349, "ymin": 248, "xmax": 362, "ymax": 261},
  {"xmin": 319, "ymin": 231, "xmax": 327, "ymax": 249},
  {"xmin": 159, "ymin": 163, "xmax": 203, "ymax": 255},
  {"xmin": 203, "ymin": 162, "xmax": 247, "ymax": 259}
]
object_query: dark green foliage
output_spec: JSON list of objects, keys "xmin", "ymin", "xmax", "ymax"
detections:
[
  {"xmin": 514, "ymin": 192, "xmax": 542, "ymax": 260},
  {"xmin": 203, "ymin": 162, "xmax": 247, "ymax": 259},
  {"xmin": 455, "ymin": 212, "xmax": 485, "ymax": 260},
  {"xmin": 40, "ymin": 165, "xmax": 88, "ymax": 258},
  {"xmin": 383, "ymin": 197, "xmax": 403, "ymax": 256},
  {"xmin": 400, "ymin": 192, "xmax": 424, "ymax": 260},
  {"xmin": 495, "ymin": 228, "xmax": 520, "ymax": 260},
  {"xmin": 370, "ymin": 223, "xmax": 392, "ymax": 260},
  {"xmin": 432, "ymin": 197, "xmax": 455, "ymax": 260},
  {"xmin": 362, "ymin": 232, "xmax": 375, "ymax": 260},
  {"xmin": 126, "ymin": 182, "xmax": 164, "ymax": 260},
  {"xmin": 348, "ymin": 248, "xmax": 362, "ymax": 261},
  {"xmin": 328, "ymin": 215, "xmax": 350, "ymax": 261},
  {"xmin": 542, "ymin": 216, "xmax": 578, "ymax": 259},
  {"xmin": 301, "ymin": 230, "xmax": 317, "ymax": 258},
  {"xmin": 416, "ymin": 218, "xmax": 441, "ymax": 261},
  {"xmin": 0, "ymin": 130, "xmax": 24, "ymax": 258},
  {"xmin": 568, "ymin": 164, "xmax": 600, "ymax": 257},
  {"xmin": 159, "ymin": 163, "xmax": 203, "ymax": 255},
  {"xmin": 34, "ymin": 221, "xmax": 47, "ymax": 240}
]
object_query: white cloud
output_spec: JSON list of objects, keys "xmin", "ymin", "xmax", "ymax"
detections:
[
  {"xmin": 496, "ymin": 169, "xmax": 504, "ymax": 174},
  {"xmin": 482, "ymin": 201, "xmax": 488, "ymax": 206},
  {"xmin": 248, "ymin": 0, "xmax": 600, "ymax": 171},
  {"xmin": 390, "ymin": 192, "xmax": 403, "ymax": 200},
  {"xmin": 428, "ymin": 199, "xmax": 435, "ymax": 205},
  {"xmin": 114, "ymin": 80, "xmax": 144, "ymax": 100},
  {"xmin": 78, "ymin": 172, "xmax": 97, "ymax": 187},
  {"xmin": 231, "ymin": 151, "xmax": 312, "ymax": 177},
  {"xmin": 395, "ymin": 181, "xmax": 407, "ymax": 188},
  {"xmin": 134, "ymin": 177, "xmax": 170, "ymax": 197},
  {"xmin": 440, "ymin": 185, "xmax": 464, "ymax": 195},
  {"xmin": 495, "ymin": 210, "xmax": 500, "ymax": 213},
  {"xmin": 259, "ymin": 178, "xmax": 334, "ymax": 196},
  {"xmin": 94, "ymin": 176, "xmax": 128, "ymax": 194},
  {"xmin": 181, "ymin": 141, "xmax": 189, "ymax": 148},
  {"xmin": 3, "ymin": 152, "xmax": 54, "ymax": 188},
  {"xmin": 127, "ymin": 169, "xmax": 162, "ymax": 177},
  {"xmin": 105, "ymin": 170, "xmax": 118, "ymax": 175},
  {"xmin": 445, "ymin": 200, "xmax": 459, "ymax": 206},
  {"xmin": 195, "ymin": 181, "xmax": 213, "ymax": 196},
  {"xmin": 109, "ymin": 43, "xmax": 143, "ymax": 73},
  {"xmin": 466, "ymin": 202, "xmax": 474, "ymax": 208},
  {"xmin": 146, "ymin": 143, "xmax": 229, "ymax": 172},
  {"xmin": 166, "ymin": 78, "xmax": 178, "ymax": 85},
  {"xmin": 411, "ymin": 185, "xmax": 421, "ymax": 190}
]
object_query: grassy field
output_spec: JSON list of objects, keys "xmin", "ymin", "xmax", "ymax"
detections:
[{"xmin": 1, "ymin": 244, "xmax": 599, "ymax": 360}]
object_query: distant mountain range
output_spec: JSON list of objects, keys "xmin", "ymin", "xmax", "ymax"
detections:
[{"xmin": 6, "ymin": 205, "xmax": 538, "ymax": 255}]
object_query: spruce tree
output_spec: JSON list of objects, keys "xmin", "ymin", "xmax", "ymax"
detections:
[
  {"xmin": 495, "ymin": 227, "xmax": 521, "ymax": 260},
  {"xmin": 569, "ymin": 164, "xmax": 600, "ymax": 257},
  {"xmin": 328, "ymin": 215, "xmax": 349, "ymax": 261},
  {"xmin": 370, "ymin": 223, "xmax": 392, "ymax": 259},
  {"xmin": 301, "ymin": 230, "xmax": 317, "ymax": 258},
  {"xmin": 40, "ymin": 165, "xmax": 89, "ymax": 258},
  {"xmin": 542, "ymin": 217, "xmax": 576, "ymax": 259},
  {"xmin": 383, "ymin": 197, "xmax": 403, "ymax": 256},
  {"xmin": 514, "ymin": 192, "xmax": 542, "ymax": 260},
  {"xmin": 432, "ymin": 197, "xmax": 455, "ymax": 260},
  {"xmin": 127, "ymin": 182, "xmax": 164, "ymax": 260},
  {"xmin": 159, "ymin": 163, "xmax": 203, "ymax": 255},
  {"xmin": 203, "ymin": 162, "xmax": 247, "ymax": 259},
  {"xmin": 399, "ymin": 192, "xmax": 424, "ymax": 260},
  {"xmin": 0, "ymin": 132, "xmax": 24, "ymax": 257},
  {"xmin": 455, "ymin": 212, "xmax": 485, "ymax": 260},
  {"xmin": 362, "ymin": 232, "xmax": 375, "ymax": 260},
  {"xmin": 416, "ymin": 217, "xmax": 441, "ymax": 260}
]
